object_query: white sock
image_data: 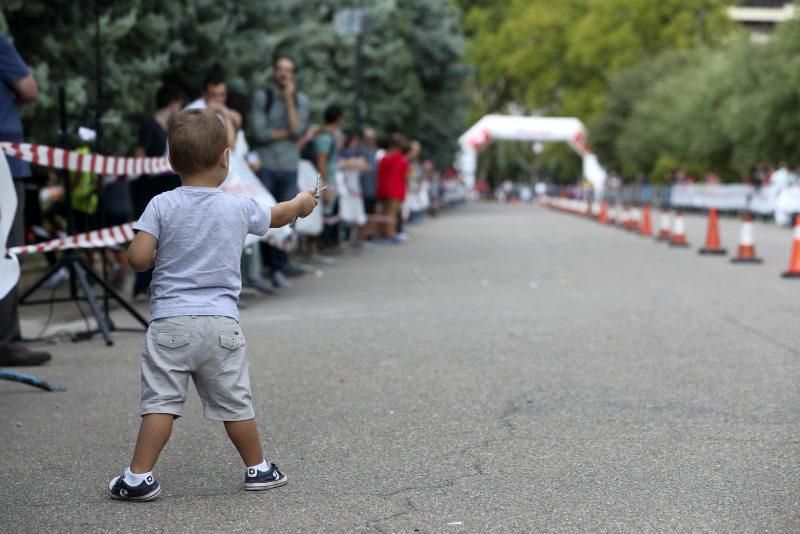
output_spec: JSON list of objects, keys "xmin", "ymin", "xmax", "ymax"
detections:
[
  {"xmin": 123, "ymin": 467, "xmax": 152, "ymax": 486},
  {"xmin": 245, "ymin": 458, "xmax": 270, "ymax": 475}
]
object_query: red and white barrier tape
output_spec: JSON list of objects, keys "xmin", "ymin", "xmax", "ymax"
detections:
[
  {"xmin": 9, "ymin": 223, "xmax": 135, "ymax": 256},
  {"xmin": 10, "ymin": 222, "xmax": 295, "ymax": 256},
  {"xmin": 2, "ymin": 142, "xmax": 299, "ymax": 255},
  {"xmin": 0, "ymin": 141, "xmax": 172, "ymax": 176}
]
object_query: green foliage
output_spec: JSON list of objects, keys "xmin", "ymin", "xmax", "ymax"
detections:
[
  {"xmin": 596, "ymin": 19, "xmax": 800, "ymax": 181},
  {"xmin": 2, "ymin": 0, "xmax": 467, "ymax": 169},
  {"xmin": 460, "ymin": 0, "xmax": 731, "ymax": 119},
  {"xmin": 457, "ymin": 0, "xmax": 732, "ymax": 183},
  {"xmin": 588, "ymin": 50, "xmax": 695, "ymax": 174}
]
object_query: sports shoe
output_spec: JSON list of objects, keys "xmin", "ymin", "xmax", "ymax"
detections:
[
  {"xmin": 244, "ymin": 462, "xmax": 287, "ymax": 491},
  {"xmin": 108, "ymin": 473, "xmax": 161, "ymax": 501}
]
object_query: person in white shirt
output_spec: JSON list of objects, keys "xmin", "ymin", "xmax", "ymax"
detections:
[{"xmin": 185, "ymin": 69, "xmax": 241, "ymax": 149}]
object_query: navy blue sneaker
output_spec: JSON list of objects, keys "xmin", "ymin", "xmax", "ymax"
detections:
[
  {"xmin": 244, "ymin": 462, "xmax": 287, "ymax": 491},
  {"xmin": 107, "ymin": 473, "xmax": 161, "ymax": 501}
]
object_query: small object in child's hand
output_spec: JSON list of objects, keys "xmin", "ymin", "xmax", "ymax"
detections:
[{"xmin": 291, "ymin": 174, "xmax": 323, "ymax": 227}]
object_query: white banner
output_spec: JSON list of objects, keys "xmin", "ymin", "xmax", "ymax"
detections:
[{"xmin": 670, "ymin": 183, "xmax": 800, "ymax": 222}]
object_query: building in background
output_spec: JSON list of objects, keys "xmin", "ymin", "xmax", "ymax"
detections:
[{"xmin": 728, "ymin": 1, "xmax": 797, "ymax": 40}]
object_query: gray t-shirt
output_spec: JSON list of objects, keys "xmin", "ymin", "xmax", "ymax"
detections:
[
  {"xmin": 250, "ymin": 86, "xmax": 309, "ymax": 172},
  {"xmin": 133, "ymin": 186, "xmax": 270, "ymax": 321}
]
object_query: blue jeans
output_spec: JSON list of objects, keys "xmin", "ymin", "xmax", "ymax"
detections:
[
  {"xmin": 257, "ymin": 168, "xmax": 299, "ymax": 274},
  {"xmin": 258, "ymin": 168, "xmax": 298, "ymax": 203}
]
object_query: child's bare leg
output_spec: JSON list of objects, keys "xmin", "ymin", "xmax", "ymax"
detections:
[
  {"xmin": 130, "ymin": 413, "xmax": 174, "ymax": 473},
  {"xmin": 224, "ymin": 418, "xmax": 264, "ymax": 466}
]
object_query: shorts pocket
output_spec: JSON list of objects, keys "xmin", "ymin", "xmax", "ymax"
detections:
[
  {"xmin": 156, "ymin": 332, "xmax": 191, "ymax": 349},
  {"xmin": 220, "ymin": 333, "xmax": 245, "ymax": 351}
]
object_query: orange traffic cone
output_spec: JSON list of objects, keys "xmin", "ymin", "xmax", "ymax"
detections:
[
  {"xmin": 669, "ymin": 211, "xmax": 689, "ymax": 247},
  {"xmin": 640, "ymin": 204, "xmax": 652, "ymax": 237},
  {"xmin": 782, "ymin": 215, "xmax": 800, "ymax": 277},
  {"xmin": 656, "ymin": 210, "xmax": 671, "ymax": 241},
  {"xmin": 597, "ymin": 201, "xmax": 608, "ymax": 224},
  {"xmin": 699, "ymin": 208, "xmax": 727, "ymax": 255},
  {"xmin": 731, "ymin": 213, "xmax": 762, "ymax": 264}
]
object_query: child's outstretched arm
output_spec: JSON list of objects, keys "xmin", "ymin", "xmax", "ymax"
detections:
[
  {"xmin": 270, "ymin": 189, "xmax": 318, "ymax": 228},
  {"xmin": 127, "ymin": 231, "xmax": 158, "ymax": 272}
]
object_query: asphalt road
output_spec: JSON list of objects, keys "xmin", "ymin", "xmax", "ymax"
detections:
[{"xmin": 2, "ymin": 202, "xmax": 799, "ymax": 532}]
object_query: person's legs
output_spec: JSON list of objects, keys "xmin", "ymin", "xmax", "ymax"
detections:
[
  {"xmin": 0, "ymin": 286, "xmax": 22, "ymax": 350},
  {"xmin": 396, "ymin": 200, "xmax": 405, "ymax": 235},
  {"xmin": 1, "ymin": 181, "xmax": 24, "ymax": 348},
  {"xmin": 259, "ymin": 169, "xmax": 297, "ymax": 280},
  {"xmin": 224, "ymin": 419, "xmax": 265, "ymax": 467},
  {"xmin": 362, "ymin": 197, "xmax": 377, "ymax": 240},
  {"xmin": 0, "ymin": 182, "xmax": 50, "ymax": 365},
  {"xmin": 129, "ymin": 413, "xmax": 175, "ymax": 473},
  {"xmin": 133, "ymin": 269, "xmax": 153, "ymax": 298},
  {"xmin": 383, "ymin": 200, "xmax": 399, "ymax": 238},
  {"xmin": 376, "ymin": 200, "xmax": 387, "ymax": 237}
]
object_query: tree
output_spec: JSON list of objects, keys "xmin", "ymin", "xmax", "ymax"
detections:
[
  {"xmin": 457, "ymin": 0, "xmax": 732, "ymax": 182},
  {"xmin": 589, "ymin": 50, "xmax": 698, "ymax": 176},
  {"xmin": 1, "ymin": 0, "xmax": 468, "ymax": 169},
  {"xmin": 461, "ymin": 0, "xmax": 731, "ymax": 120},
  {"xmin": 599, "ymin": 18, "xmax": 800, "ymax": 181}
]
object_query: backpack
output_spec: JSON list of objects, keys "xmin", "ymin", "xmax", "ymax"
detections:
[{"xmin": 301, "ymin": 131, "xmax": 336, "ymax": 165}]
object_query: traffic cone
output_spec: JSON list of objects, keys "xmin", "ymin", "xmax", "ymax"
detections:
[
  {"xmin": 597, "ymin": 201, "xmax": 608, "ymax": 224},
  {"xmin": 730, "ymin": 213, "xmax": 762, "ymax": 264},
  {"xmin": 781, "ymin": 215, "xmax": 800, "ymax": 277},
  {"xmin": 656, "ymin": 210, "xmax": 671, "ymax": 241},
  {"xmin": 699, "ymin": 208, "xmax": 727, "ymax": 255},
  {"xmin": 669, "ymin": 211, "xmax": 689, "ymax": 247},
  {"xmin": 640, "ymin": 203, "xmax": 652, "ymax": 237}
]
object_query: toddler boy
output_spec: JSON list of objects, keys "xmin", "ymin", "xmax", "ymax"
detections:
[{"xmin": 108, "ymin": 108, "xmax": 316, "ymax": 501}]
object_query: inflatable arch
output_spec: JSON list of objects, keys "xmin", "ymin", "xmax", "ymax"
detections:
[{"xmin": 457, "ymin": 114, "xmax": 607, "ymax": 190}]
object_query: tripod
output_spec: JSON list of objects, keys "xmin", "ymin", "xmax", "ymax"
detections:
[{"xmin": 18, "ymin": 86, "xmax": 146, "ymax": 346}]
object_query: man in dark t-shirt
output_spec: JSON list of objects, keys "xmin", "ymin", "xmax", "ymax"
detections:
[
  {"xmin": 0, "ymin": 33, "xmax": 52, "ymax": 366},
  {"xmin": 130, "ymin": 84, "xmax": 183, "ymax": 298}
]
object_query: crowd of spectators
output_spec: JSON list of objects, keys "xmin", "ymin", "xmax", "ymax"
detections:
[{"xmin": 0, "ymin": 36, "xmax": 464, "ymax": 366}]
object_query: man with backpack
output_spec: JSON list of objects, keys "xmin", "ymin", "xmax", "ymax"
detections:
[{"xmin": 250, "ymin": 55, "xmax": 310, "ymax": 288}]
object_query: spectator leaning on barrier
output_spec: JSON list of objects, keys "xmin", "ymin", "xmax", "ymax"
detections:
[
  {"xmin": 338, "ymin": 131, "xmax": 369, "ymax": 246},
  {"xmin": 376, "ymin": 133, "xmax": 409, "ymax": 243},
  {"xmin": 250, "ymin": 55, "xmax": 310, "ymax": 289},
  {"xmin": 0, "ymin": 33, "xmax": 51, "ymax": 366},
  {"xmin": 131, "ymin": 83, "xmax": 184, "ymax": 300},
  {"xmin": 358, "ymin": 127, "xmax": 379, "ymax": 240},
  {"xmin": 225, "ymin": 90, "xmax": 275, "ymax": 295},
  {"xmin": 185, "ymin": 69, "xmax": 240, "ymax": 148},
  {"xmin": 314, "ymin": 104, "xmax": 344, "ymax": 251}
]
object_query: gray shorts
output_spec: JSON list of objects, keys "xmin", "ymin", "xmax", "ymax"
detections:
[{"xmin": 140, "ymin": 315, "xmax": 254, "ymax": 421}]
